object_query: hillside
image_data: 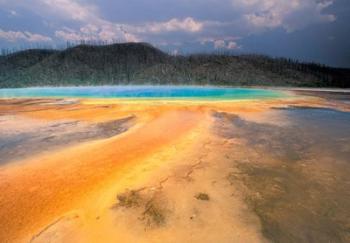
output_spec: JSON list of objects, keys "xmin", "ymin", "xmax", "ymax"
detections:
[{"xmin": 0, "ymin": 42, "xmax": 349, "ymax": 88}]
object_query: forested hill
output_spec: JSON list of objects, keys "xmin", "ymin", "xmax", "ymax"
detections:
[{"xmin": 0, "ymin": 42, "xmax": 349, "ymax": 88}]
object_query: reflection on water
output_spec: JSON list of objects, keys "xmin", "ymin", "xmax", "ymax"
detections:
[
  {"xmin": 283, "ymin": 107, "xmax": 350, "ymax": 162},
  {"xmin": 215, "ymin": 107, "xmax": 350, "ymax": 242}
]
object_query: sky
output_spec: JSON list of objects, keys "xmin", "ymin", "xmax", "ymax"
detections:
[{"xmin": 0, "ymin": 0, "xmax": 349, "ymax": 67}]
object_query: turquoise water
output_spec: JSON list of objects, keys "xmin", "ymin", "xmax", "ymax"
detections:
[{"xmin": 0, "ymin": 86, "xmax": 285, "ymax": 100}]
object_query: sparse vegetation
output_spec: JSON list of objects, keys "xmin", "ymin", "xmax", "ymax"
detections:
[
  {"xmin": 115, "ymin": 188, "xmax": 167, "ymax": 228},
  {"xmin": 195, "ymin": 193, "xmax": 210, "ymax": 201},
  {"xmin": 142, "ymin": 203, "xmax": 166, "ymax": 227},
  {"xmin": 1, "ymin": 42, "xmax": 349, "ymax": 88},
  {"xmin": 116, "ymin": 190, "xmax": 141, "ymax": 208}
]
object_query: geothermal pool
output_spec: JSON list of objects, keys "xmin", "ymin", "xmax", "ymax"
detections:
[
  {"xmin": 0, "ymin": 86, "xmax": 285, "ymax": 99},
  {"xmin": 0, "ymin": 89, "xmax": 350, "ymax": 243}
]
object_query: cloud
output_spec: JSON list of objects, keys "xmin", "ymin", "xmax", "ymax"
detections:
[
  {"xmin": 55, "ymin": 28, "xmax": 85, "ymax": 42},
  {"xmin": 0, "ymin": 0, "xmax": 337, "ymax": 53},
  {"xmin": 199, "ymin": 36, "xmax": 240, "ymax": 50},
  {"xmin": 9, "ymin": 10, "xmax": 18, "ymax": 16},
  {"xmin": 39, "ymin": 0, "xmax": 98, "ymax": 22},
  {"xmin": 0, "ymin": 0, "xmax": 133, "ymax": 42},
  {"xmin": 36, "ymin": 0, "xmax": 204, "ymax": 43},
  {"xmin": 214, "ymin": 40, "xmax": 240, "ymax": 49},
  {"xmin": 145, "ymin": 17, "xmax": 203, "ymax": 33},
  {"xmin": 227, "ymin": 41, "xmax": 239, "ymax": 49},
  {"xmin": 233, "ymin": 0, "xmax": 336, "ymax": 32},
  {"xmin": 55, "ymin": 25, "xmax": 140, "ymax": 42},
  {"xmin": 214, "ymin": 40, "xmax": 226, "ymax": 49},
  {"xmin": 0, "ymin": 29, "xmax": 52, "ymax": 42},
  {"xmin": 54, "ymin": 15, "xmax": 204, "ymax": 43}
]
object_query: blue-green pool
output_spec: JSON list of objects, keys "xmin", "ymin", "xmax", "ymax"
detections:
[{"xmin": 0, "ymin": 86, "xmax": 286, "ymax": 100}]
